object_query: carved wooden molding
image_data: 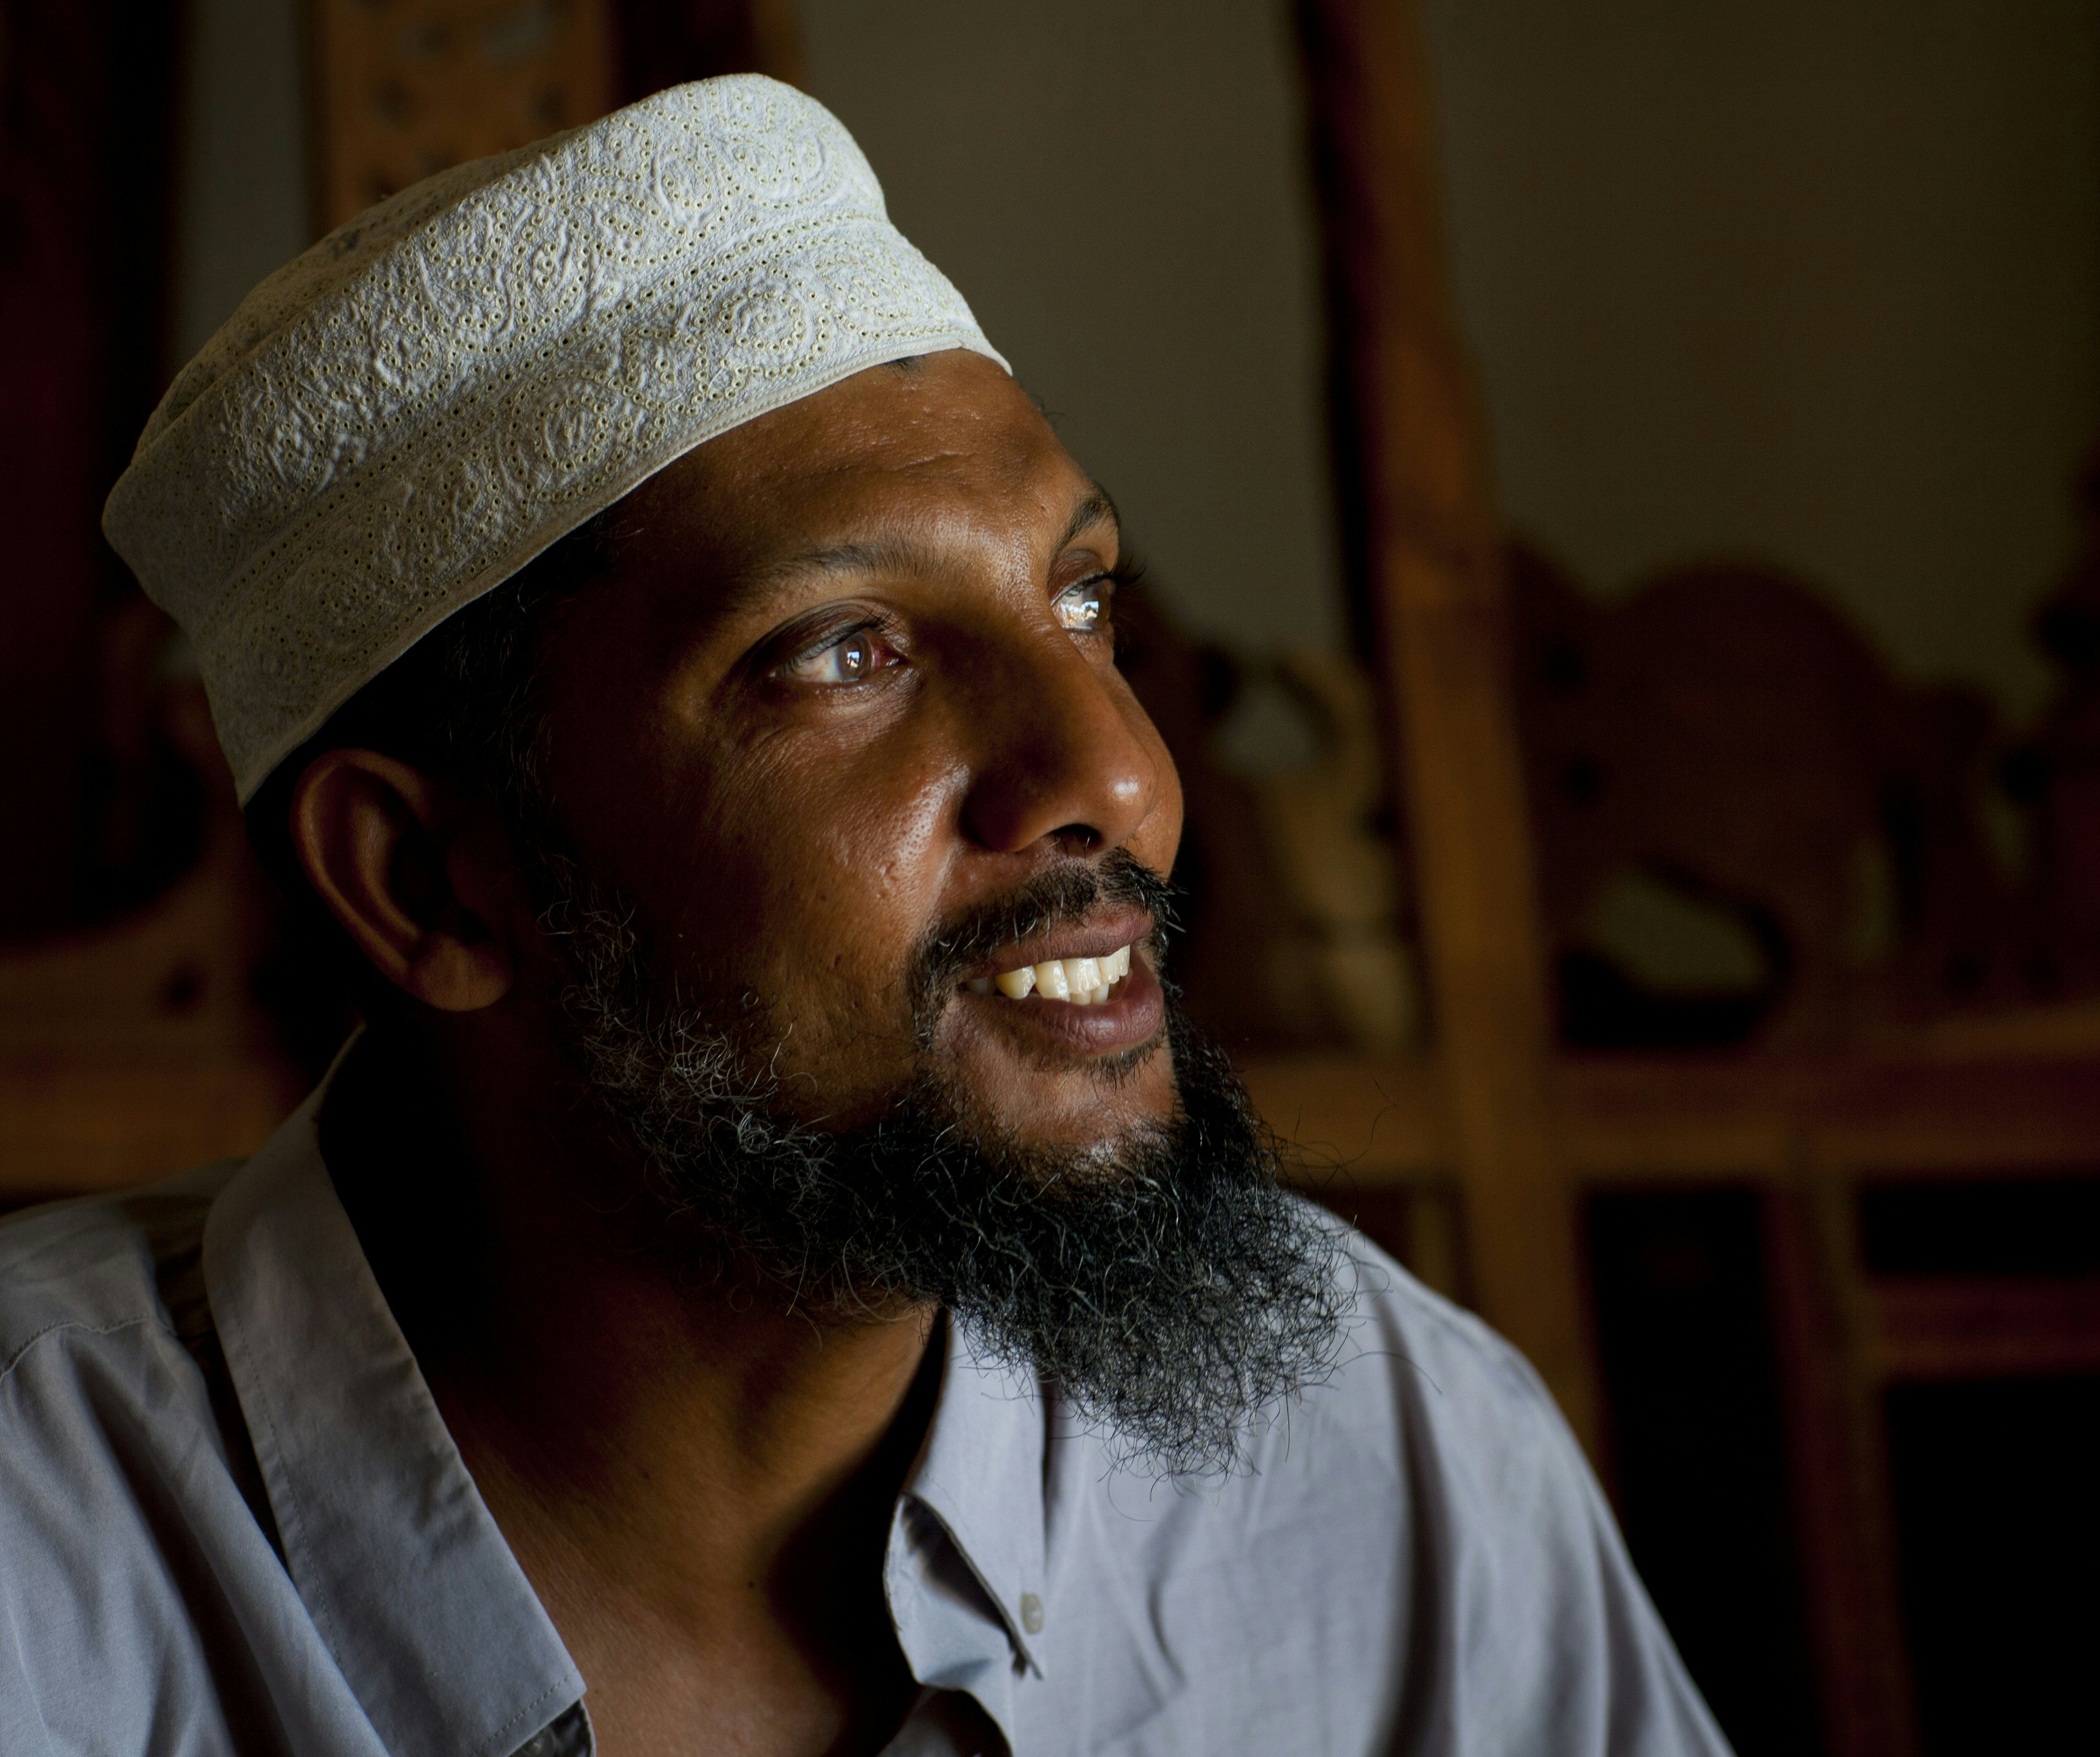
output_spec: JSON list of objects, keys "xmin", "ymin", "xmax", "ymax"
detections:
[{"xmin": 306, "ymin": 0, "xmax": 617, "ymax": 232}]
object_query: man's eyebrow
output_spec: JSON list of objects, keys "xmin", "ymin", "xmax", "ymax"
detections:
[
  {"xmin": 724, "ymin": 481, "xmax": 1124, "ymax": 614},
  {"xmin": 1057, "ymin": 482, "xmax": 1120, "ymax": 554},
  {"xmin": 734, "ymin": 535, "xmax": 937, "ymax": 602}
]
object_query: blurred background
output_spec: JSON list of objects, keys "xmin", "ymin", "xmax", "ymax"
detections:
[{"xmin": 3, "ymin": 1, "xmax": 2097, "ymax": 1750}]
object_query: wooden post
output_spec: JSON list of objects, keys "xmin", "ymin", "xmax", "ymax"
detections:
[
  {"xmin": 0, "ymin": 0, "xmax": 186, "ymax": 939},
  {"xmin": 1297, "ymin": 0, "xmax": 1598, "ymax": 1448},
  {"xmin": 1764, "ymin": 1171, "xmax": 1922, "ymax": 1757}
]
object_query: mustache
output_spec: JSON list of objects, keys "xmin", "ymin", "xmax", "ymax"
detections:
[{"xmin": 906, "ymin": 849, "xmax": 1181, "ymax": 1020}]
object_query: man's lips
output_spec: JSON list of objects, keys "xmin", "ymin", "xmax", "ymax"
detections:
[
  {"xmin": 947, "ymin": 906, "xmax": 1162, "ymax": 1054},
  {"xmin": 958, "ymin": 943, "xmax": 1166, "ymax": 1055},
  {"xmin": 956, "ymin": 906, "xmax": 1155, "ymax": 987}
]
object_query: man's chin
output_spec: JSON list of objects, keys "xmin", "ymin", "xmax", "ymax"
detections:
[
  {"xmin": 533, "ymin": 845, "xmax": 1349, "ymax": 1472},
  {"xmin": 924, "ymin": 1048, "xmax": 1181, "ymax": 1164},
  {"xmin": 582, "ymin": 1010, "xmax": 1349, "ymax": 1475}
]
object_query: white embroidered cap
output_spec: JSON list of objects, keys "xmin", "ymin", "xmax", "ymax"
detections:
[{"xmin": 103, "ymin": 75, "xmax": 1007, "ymax": 803}]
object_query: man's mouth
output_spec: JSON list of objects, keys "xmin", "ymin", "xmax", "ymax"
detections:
[
  {"xmin": 959, "ymin": 943, "xmax": 1136, "ymax": 1006},
  {"xmin": 941, "ymin": 905, "xmax": 1164, "ymax": 1057}
]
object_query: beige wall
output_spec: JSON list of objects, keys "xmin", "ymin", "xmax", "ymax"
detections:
[
  {"xmin": 796, "ymin": 0, "xmax": 1345, "ymax": 654},
  {"xmin": 177, "ymin": 0, "xmax": 1346, "ymax": 653},
  {"xmin": 170, "ymin": 1, "xmax": 2098, "ymax": 727},
  {"xmin": 1422, "ymin": 0, "xmax": 2100, "ymax": 721}
]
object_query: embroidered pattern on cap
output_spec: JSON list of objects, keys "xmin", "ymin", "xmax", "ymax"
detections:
[{"xmin": 103, "ymin": 75, "xmax": 1005, "ymax": 801}]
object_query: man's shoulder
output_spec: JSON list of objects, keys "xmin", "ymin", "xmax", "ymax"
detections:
[
  {"xmin": 1050, "ymin": 1209, "xmax": 1582, "ymax": 1519},
  {"xmin": 0, "ymin": 1159, "xmax": 330, "ymax": 1756},
  {"xmin": 1238, "ymin": 1213, "xmax": 1615, "ymax": 1548},
  {"xmin": 0, "ymin": 1160, "xmax": 243, "ymax": 1385},
  {"xmin": 1301, "ymin": 1206, "xmax": 1569, "ymax": 1456},
  {"xmin": 1036, "ymin": 1218, "xmax": 1731, "ymax": 1753}
]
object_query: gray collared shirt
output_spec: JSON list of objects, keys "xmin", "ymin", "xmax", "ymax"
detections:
[{"xmin": 0, "ymin": 1083, "xmax": 1730, "ymax": 1756}]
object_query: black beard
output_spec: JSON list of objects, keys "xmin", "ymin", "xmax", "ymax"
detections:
[{"xmin": 534, "ymin": 848, "xmax": 1351, "ymax": 1477}]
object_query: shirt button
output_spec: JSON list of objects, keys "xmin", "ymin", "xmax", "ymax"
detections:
[{"xmin": 1020, "ymin": 1592, "xmax": 1045, "ymax": 1634}]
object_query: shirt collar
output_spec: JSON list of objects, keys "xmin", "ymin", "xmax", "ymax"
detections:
[
  {"xmin": 906, "ymin": 1324, "xmax": 1051, "ymax": 1674},
  {"xmin": 879, "ymin": 1326, "xmax": 1053, "ymax": 1751},
  {"xmin": 203, "ymin": 1075, "xmax": 583, "ymax": 1757},
  {"xmin": 203, "ymin": 1063, "xmax": 1058, "ymax": 1754}
]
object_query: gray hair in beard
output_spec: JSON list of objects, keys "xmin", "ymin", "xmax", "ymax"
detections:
[{"xmin": 530, "ymin": 843, "xmax": 1352, "ymax": 1476}]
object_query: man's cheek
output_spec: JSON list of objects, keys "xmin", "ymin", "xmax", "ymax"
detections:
[
  {"xmin": 745, "ymin": 880, "xmax": 934, "ymax": 1061},
  {"xmin": 702, "ymin": 740, "xmax": 954, "ymax": 1007}
]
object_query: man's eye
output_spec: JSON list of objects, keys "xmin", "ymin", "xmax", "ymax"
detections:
[
  {"xmin": 784, "ymin": 627, "xmax": 897, "ymax": 686},
  {"xmin": 1055, "ymin": 579, "xmax": 1107, "ymax": 634}
]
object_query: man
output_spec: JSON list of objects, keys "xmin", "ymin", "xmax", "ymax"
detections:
[{"xmin": 0, "ymin": 78, "xmax": 1726, "ymax": 1756}]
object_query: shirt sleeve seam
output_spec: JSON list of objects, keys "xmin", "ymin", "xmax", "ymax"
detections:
[{"xmin": 0, "ymin": 1312, "xmax": 166, "ymax": 1392}]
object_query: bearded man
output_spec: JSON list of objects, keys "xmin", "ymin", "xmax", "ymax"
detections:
[{"xmin": 0, "ymin": 78, "xmax": 1726, "ymax": 1757}]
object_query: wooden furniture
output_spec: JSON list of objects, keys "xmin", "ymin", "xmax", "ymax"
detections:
[
  {"xmin": 1295, "ymin": 0, "xmax": 1599, "ymax": 1450},
  {"xmin": 1247, "ymin": 1046, "xmax": 2100, "ymax": 1757},
  {"xmin": 0, "ymin": 0, "xmax": 301, "ymax": 1204},
  {"xmin": 1508, "ymin": 543, "xmax": 2030, "ymax": 1047},
  {"xmin": 1275, "ymin": 3, "xmax": 2100, "ymax": 1752},
  {"xmin": 0, "ymin": 0, "xmax": 184, "ymax": 940},
  {"xmin": 0, "ymin": 681, "xmax": 309, "ymax": 1207}
]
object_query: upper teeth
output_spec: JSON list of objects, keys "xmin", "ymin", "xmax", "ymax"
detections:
[{"xmin": 965, "ymin": 944, "xmax": 1133, "ymax": 1006}]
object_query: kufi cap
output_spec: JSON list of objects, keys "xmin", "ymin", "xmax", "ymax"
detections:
[{"xmin": 104, "ymin": 74, "xmax": 1006, "ymax": 803}]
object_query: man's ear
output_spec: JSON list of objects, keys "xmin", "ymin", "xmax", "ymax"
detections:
[{"xmin": 289, "ymin": 749, "xmax": 518, "ymax": 1012}]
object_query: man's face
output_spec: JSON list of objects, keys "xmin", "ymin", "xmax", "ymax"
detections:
[
  {"xmin": 535, "ymin": 350, "xmax": 1184, "ymax": 1150},
  {"xmin": 489, "ymin": 352, "xmax": 1342, "ymax": 1471}
]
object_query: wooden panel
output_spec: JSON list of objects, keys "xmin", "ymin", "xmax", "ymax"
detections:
[
  {"xmin": 308, "ymin": 0, "xmax": 617, "ymax": 232},
  {"xmin": 0, "ymin": 689, "xmax": 307, "ymax": 1202},
  {"xmin": 1248, "ymin": 1049, "xmax": 2100, "ymax": 1190},
  {"xmin": 0, "ymin": 0, "xmax": 184, "ymax": 937},
  {"xmin": 1766, "ymin": 1184, "xmax": 1923, "ymax": 1757},
  {"xmin": 0, "ymin": 1063, "xmax": 292, "ymax": 1205},
  {"xmin": 1243, "ymin": 1054, "xmax": 1452, "ymax": 1185},
  {"xmin": 1870, "ymin": 1280, "xmax": 2100, "ymax": 1381},
  {"xmin": 0, "ymin": 827, "xmax": 285, "ymax": 1065},
  {"xmin": 0, "ymin": 9, "xmax": 305, "ymax": 1211},
  {"xmin": 1297, "ymin": 0, "xmax": 1596, "ymax": 1447}
]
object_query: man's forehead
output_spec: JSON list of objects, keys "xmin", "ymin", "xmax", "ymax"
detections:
[
  {"xmin": 635, "ymin": 356, "xmax": 1116, "ymax": 567},
  {"xmin": 613, "ymin": 475, "xmax": 1120, "ymax": 641},
  {"xmin": 709, "ymin": 351, "xmax": 1056, "ymax": 491}
]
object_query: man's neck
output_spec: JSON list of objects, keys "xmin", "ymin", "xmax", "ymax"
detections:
[{"xmin": 320, "ymin": 1025, "xmax": 940, "ymax": 1757}]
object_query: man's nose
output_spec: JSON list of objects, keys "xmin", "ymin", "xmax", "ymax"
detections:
[{"xmin": 959, "ymin": 633, "xmax": 1161, "ymax": 857}]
